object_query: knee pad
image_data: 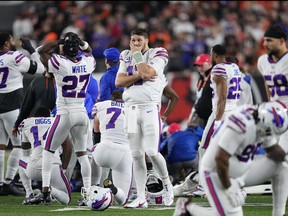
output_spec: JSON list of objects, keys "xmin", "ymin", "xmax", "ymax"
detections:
[{"xmin": 131, "ymin": 150, "xmax": 144, "ymax": 159}]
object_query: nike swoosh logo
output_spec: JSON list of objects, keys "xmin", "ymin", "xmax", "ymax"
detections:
[
  {"xmin": 147, "ymin": 110, "xmax": 153, "ymax": 113},
  {"xmin": 138, "ymin": 202, "xmax": 146, "ymax": 207}
]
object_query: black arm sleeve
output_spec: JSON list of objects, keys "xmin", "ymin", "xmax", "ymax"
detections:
[
  {"xmin": 14, "ymin": 81, "xmax": 35, "ymax": 128},
  {"xmin": 27, "ymin": 60, "xmax": 38, "ymax": 74},
  {"xmin": 93, "ymin": 131, "xmax": 101, "ymax": 145}
]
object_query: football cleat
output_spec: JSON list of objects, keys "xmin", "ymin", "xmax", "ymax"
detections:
[
  {"xmin": 22, "ymin": 193, "xmax": 35, "ymax": 205},
  {"xmin": 29, "ymin": 192, "xmax": 52, "ymax": 205},
  {"xmin": 186, "ymin": 185, "xmax": 206, "ymax": 198},
  {"xmin": 172, "ymin": 197, "xmax": 191, "ymax": 216},
  {"xmin": 163, "ymin": 182, "xmax": 174, "ymax": 206},
  {"xmin": 0, "ymin": 182, "xmax": 25, "ymax": 196},
  {"xmin": 124, "ymin": 197, "xmax": 148, "ymax": 208}
]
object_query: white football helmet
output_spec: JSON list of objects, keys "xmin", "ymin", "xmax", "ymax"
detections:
[
  {"xmin": 146, "ymin": 173, "xmax": 164, "ymax": 205},
  {"xmin": 257, "ymin": 100, "xmax": 288, "ymax": 136},
  {"xmin": 83, "ymin": 186, "xmax": 113, "ymax": 211}
]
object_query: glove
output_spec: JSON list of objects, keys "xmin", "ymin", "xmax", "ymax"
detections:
[
  {"xmin": 57, "ymin": 38, "xmax": 64, "ymax": 45},
  {"xmin": 225, "ymin": 179, "xmax": 246, "ymax": 207},
  {"xmin": 20, "ymin": 38, "xmax": 35, "ymax": 54}
]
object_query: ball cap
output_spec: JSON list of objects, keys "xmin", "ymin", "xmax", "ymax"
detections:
[
  {"xmin": 168, "ymin": 123, "xmax": 181, "ymax": 134},
  {"xmin": 103, "ymin": 47, "xmax": 120, "ymax": 62},
  {"xmin": 194, "ymin": 54, "xmax": 211, "ymax": 66}
]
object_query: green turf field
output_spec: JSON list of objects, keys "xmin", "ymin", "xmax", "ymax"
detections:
[{"xmin": 0, "ymin": 193, "xmax": 286, "ymax": 216}]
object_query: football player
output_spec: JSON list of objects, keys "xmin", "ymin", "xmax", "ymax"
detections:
[
  {"xmin": 0, "ymin": 32, "xmax": 45, "ymax": 195},
  {"xmin": 19, "ymin": 106, "xmax": 71, "ymax": 205}
]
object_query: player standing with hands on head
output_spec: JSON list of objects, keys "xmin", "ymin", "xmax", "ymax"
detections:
[
  {"xmin": 115, "ymin": 28, "xmax": 174, "ymax": 208},
  {"xmin": 30, "ymin": 32, "xmax": 95, "ymax": 203},
  {"xmin": 0, "ymin": 32, "xmax": 45, "ymax": 195}
]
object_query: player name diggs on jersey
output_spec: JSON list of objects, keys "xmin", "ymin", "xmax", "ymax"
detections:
[
  {"xmin": 111, "ymin": 101, "xmax": 124, "ymax": 107},
  {"xmin": 34, "ymin": 118, "xmax": 51, "ymax": 125},
  {"xmin": 72, "ymin": 65, "xmax": 87, "ymax": 73}
]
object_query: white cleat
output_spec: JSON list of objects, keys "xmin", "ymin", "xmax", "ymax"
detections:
[
  {"xmin": 173, "ymin": 197, "xmax": 191, "ymax": 216},
  {"xmin": 163, "ymin": 183, "xmax": 174, "ymax": 206},
  {"xmin": 124, "ymin": 197, "xmax": 148, "ymax": 208}
]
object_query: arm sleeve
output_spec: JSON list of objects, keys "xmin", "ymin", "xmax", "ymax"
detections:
[
  {"xmin": 99, "ymin": 75, "xmax": 111, "ymax": 102},
  {"xmin": 14, "ymin": 81, "xmax": 35, "ymax": 128}
]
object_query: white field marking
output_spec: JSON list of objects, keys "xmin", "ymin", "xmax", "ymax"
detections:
[{"xmin": 51, "ymin": 203, "xmax": 273, "ymax": 212}]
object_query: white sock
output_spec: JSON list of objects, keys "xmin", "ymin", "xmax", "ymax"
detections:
[
  {"xmin": 78, "ymin": 155, "xmax": 91, "ymax": 188},
  {"xmin": 42, "ymin": 151, "xmax": 54, "ymax": 188},
  {"xmin": 51, "ymin": 186, "xmax": 70, "ymax": 205},
  {"xmin": 186, "ymin": 202, "xmax": 215, "ymax": 216},
  {"xmin": 114, "ymin": 187, "xmax": 127, "ymax": 205},
  {"xmin": 0, "ymin": 150, "xmax": 5, "ymax": 185},
  {"xmin": 5, "ymin": 147, "xmax": 22, "ymax": 183},
  {"xmin": 149, "ymin": 153, "xmax": 170, "ymax": 184},
  {"xmin": 91, "ymin": 159, "xmax": 102, "ymax": 186},
  {"xmin": 19, "ymin": 167, "xmax": 33, "ymax": 197},
  {"xmin": 132, "ymin": 154, "xmax": 147, "ymax": 200}
]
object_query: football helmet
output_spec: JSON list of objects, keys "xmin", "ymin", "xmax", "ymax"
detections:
[
  {"xmin": 257, "ymin": 100, "xmax": 288, "ymax": 135},
  {"xmin": 83, "ymin": 186, "xmax": 113, "ymax": 211},
  {"xmin": 62, "ymin": 32, "xmax": 80, "ymax": 57},
  {"xmin": 146, "ymin": 173, "xmax": 164, "ymax": 205}
]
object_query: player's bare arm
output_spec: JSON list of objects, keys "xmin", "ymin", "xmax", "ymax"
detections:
[
  {"xmin": 265, "ymin": 144, "xmax": 286, "ymax": 162},
  {"xmin": 37, "ymin": 41, "xmax": 58, "ymax": 68},
  {"xmin": 115, "ymin": 72, "xmax": 142, "ymax": 88},
  {"xmin": 61, "ymin": 137, "xmax": 73, "ymax": 171},
  {"xmin": 161, "ymin": 85, "xmax": 179, "ymax": 122},
  {"xmin": 214, "ymin": 75, "xmax": 227, "ymax": 121},
  {"xmin": 215, "ymin": 147, "xmax": 231, "ymax": 189}
]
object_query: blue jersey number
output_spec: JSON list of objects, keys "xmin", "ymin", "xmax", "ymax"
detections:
[
  {"xmin": 264, "ymin": 74, "xmax": 288, "ymax": 97},
  {"xmin": 0, "ymin": 67, "xmax": 9, "ymax": 89},
  {"xmin": 62, "ymin": 74, "xmax": 90, "ymax": 98},
  {"xmin": 106, "ymin": 107, "xmax": 121, "ymax": 129},
  {"xmin": 228, "ymin": 77, "xmax": 241, "ymax": 99}
]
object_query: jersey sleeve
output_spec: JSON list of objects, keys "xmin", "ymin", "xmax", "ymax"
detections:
[
  {"xmin": 148, "ymin": 47, "xmax": 169, "ymax": 74},
  {"xmin": 211, "ymin": 64, "xmax": 228, "ymax": 79},
  {"xmin": 118, "ymin": 50, "xmax": 130, "ymax": 74},
  {"xmin": 12, "ymin": 51, "xmax": 32, "ymax": 73},
  {"xmin": 218, "ymin": 127, "xmax": 244, "ymax": 155},
  {"xmin": 48, "ymin": 54, "xmax": 61, "ymax": 74}
]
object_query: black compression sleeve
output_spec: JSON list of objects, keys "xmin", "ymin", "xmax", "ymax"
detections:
[{"xmin": 27, "ymin": 60, "xmax": 37, "ymax": 74}]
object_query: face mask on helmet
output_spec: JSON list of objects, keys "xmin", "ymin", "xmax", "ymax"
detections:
[
  {"xmin": 146, "ymin": 173, "xmax": 164, "ymax": 205},
  {"xmin": 256, "ymin": 101, "xmax": 288, "ymax": 136},
  {"xmin": 62, "ymin": 33, "xmax": 80, "ymax": 57}
]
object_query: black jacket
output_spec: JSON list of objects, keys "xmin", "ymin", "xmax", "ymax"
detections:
[
  {"xmin": 14, "ymin": 75, "xmax": 56, "ymax": 128},
  {"xmin": 194, "ymin": 68, "xmax": 213, "ymax": 125}
]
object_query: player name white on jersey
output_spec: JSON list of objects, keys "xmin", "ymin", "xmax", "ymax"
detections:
[
  {"xmin": 48, "ymin": 53, "xmax": 96, "ymax": 114},
  {"xmin": 257, "ymin": 53, "xmax": 288, "ymax": 106},
  {"xmin": 211, "ymin": 62, "xmax": 242, "ymax": 112},
  {"xmin": 92, "ymin": 100, "xmax": 128, "ymax": 145},
  {"xmin": 20, "ymin": 117, "xmax": 61, "ymax": 167},
  {"xmin": 0, "ymin": 51, "xmax": 33, "ymax": 93},
  {"xmin": 201, "ymin": 107, "xmax": 277, "ymax": 177},
  {"xmin": 118, "ymin": 47, "xmax": 168, "ymax": 105}
]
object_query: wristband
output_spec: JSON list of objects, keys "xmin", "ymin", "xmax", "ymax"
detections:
[
  {"xmin": 133, "ymin": 51, "xmax": 144, "ymax": 64},
  {"xmin": 80, "ymin": 41, "xmax": 89, "ymax": 50},
  {"xmin": 214, "ymin": 120, "xmax": 221, "ymax": 128}
]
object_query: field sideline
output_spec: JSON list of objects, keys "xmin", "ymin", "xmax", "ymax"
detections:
[{"xmin": 0, "ymin": 192, "xmax": 286, "ymax": 216}]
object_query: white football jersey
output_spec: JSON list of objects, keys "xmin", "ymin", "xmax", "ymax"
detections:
[
  {"xmin": 201, "ymin": 106, "xmax": 277, "ymax": 178},
  {"xmin": 48, "ymin": 53, "xmax": 96, "ymax": 114},
  {"xmin": 20, "ymin": 117, "xmax": 61, "ymax": 166},
  {"xmin": 0, "ymin": 51, "xmax": 36, "ymax": 93},
  {"xmin": 237, "ymin": 74, "xmax": 253, "ymax": 106},
  {"xmin": 210, "ymin": 62, "xmax": 242, "ymax": 112},
  {"xmin": 92, "ymin": 100, "xmax": 128, "ymax": 145},
  {"xmin": 257, "ymin": 53, "xmax": 288, "ymax": 106},
  {"xmin": 118, "ymin": 47, "xmax": 168, "ymax": 105}
]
